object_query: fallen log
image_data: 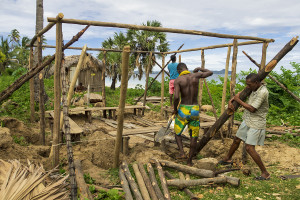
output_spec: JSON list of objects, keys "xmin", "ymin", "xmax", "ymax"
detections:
[
  {"xmin": 0, "ymin": 25, "xmax": 90, "ymax": 103},
  {"xmin": 242, "ymin": 50, "xmax": 300, "ymax": 103},
  {"xmin": 138, "ymin": 163, "xmax": 158, "ymax": 200},
  {"xmin": 74, "ymin": 160, "xmax": 94, "ymax": 200},
  {"xmin": 132, "ymin": 163, "xmax": 151, "ymax": 200},
  {"xmin": 153, "ymin": 159, "xmax": 214, "ymax": 178},
  {"xmin": 121, "ymin": 161, "xmax": 143, "ymax": 200},
  {"xmin": 147, "ymin": 163, "xmax": 165, "ymax": 200},
  {"xmin": 153, "ymin": 159, "xmax": 171, "ymax": 200},
  {"xmin": 196, "ymin": 37, "xmax": 299, "ymax": 153},
  {"xmin": 167, "ymin": 177, "xmax": 227, "ymax": 188},
  {"xmin": 119, "ymin": 168, "xmax": 133, "ymax": 200}
]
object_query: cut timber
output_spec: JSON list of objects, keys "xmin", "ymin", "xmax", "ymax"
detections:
[
  {"xmin": 121, "ymin": 161, "xmax": 143, "ymax": 200},
  {"xmin": 74, "ymin": 160, "xmax": 94, "ymax": 200},
  {"xmin": 132, "ymin": 164, "xmax": 151, "ymax": 200},
  {"xmin": 109, "ymin": 127, "xmax": 161, "ymax": 136},
  {"xmin": 196, "ymin": 37, "xmax": 299, "ymax": 153},
  {"xmin": 147, "ymin": 163, "xmax": 165, "ymax": 200},
  {"xmin": 153, "ymin": 159, "xmax": 171, "ymax": 200},
  {"xmin": 48, "ymin": 112, "xmax": 83, "ymax": 135},
  {"xmin": 167, "ymin": 177, "xmax": 227, "ymax": 188},
  {"xmin": 137, "ymin": 163, "xmax": 158, "ymax": 200},
  {"xmin": 119, "ymin": 168, "xmax": 133, "ymax": 200},
  {"xmin": 154, "ymin": 159, "xmax": 214, "ymax": 178}
]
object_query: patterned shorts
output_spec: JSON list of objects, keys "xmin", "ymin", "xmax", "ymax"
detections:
[{"xmin": 174, "ymin": 104, "xmax": 200, "ymax": 137}]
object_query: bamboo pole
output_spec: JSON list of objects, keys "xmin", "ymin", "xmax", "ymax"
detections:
[
  {"xmin": 53, "ymin": 17, "xmax": 63, "ymax": 167},
  {"xmin": 0, "ymin": 25, "xmax": 90, "ymax": 104},
  {"xmin": 113, "ymin": 46, "xmax": 130, "ymax": 168},
  {"xmin": 137, "ymin": 163, "xmax": 158, "ymax": 200},
  {"xmin": 29, "ymin": 47, "xmax": 35, "ymax": 123},
  {"xmin": 102, "ymin": 51, "xmax": 107, "ymax": 106},
  {"xmin": 60, "ymin": 45, "xmax": 87, "ymax": 130},
  {"xmin": 160, "ymin": 54, "xmax": 165, "ymax": 115},
  {"xmin": 195, "ymin": 37, "xmax": 299, "ymax": 154},
  {"xmin": 142, "ymin": 52, "xmax": 152, "ymax": 115},
  {"xmin": 198, "ymin": 49, "xmax": 205, "ymax": 107},
  {"xmin": 242, "ymin": 50, "xmax": 300, "ymax": 103},
  {"xmin": 132, "ymin": 163, "xmax": 151, "ymax": 200},
  {"xmin": 119, "ymin": 168, "xmax": 133, "ymax": 200},
  {"xmin": 261, "ymin": 42, "xmax": 269, "ymax": 70},
  {"xmin": 227, "ymin": 39, "xmax": 238, "ymax": 138},
  {"xmin": 48, "ymin": 17, "xmax": 273, "ymax": 42},
  {"xmin": 62, "ymin": 56, "xmax": 77, "ymax": 199},
  {"xmin": 221, "ymin": 46, "xmax": 231, "ymax": 115},
  {"xmin": 37, "ymin": 36, "xmax": 46, "ymax": 145}
]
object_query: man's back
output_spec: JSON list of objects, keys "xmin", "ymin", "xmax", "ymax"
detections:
[
  {"xmin": 168, "ymin": 62, "xmax": 179, "ymax": 80},
  {"xmin": 176, "ymin": 74, "xmax": 200, "ymax": 105}
]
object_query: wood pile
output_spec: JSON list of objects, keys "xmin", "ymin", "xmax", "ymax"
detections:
[{"xmin": 119, "ymin": 159, "xmax": 240, "ymax": 200}]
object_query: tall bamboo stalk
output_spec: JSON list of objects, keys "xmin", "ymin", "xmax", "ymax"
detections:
[
  {"xmin": 102, "ymin": 51, "xmax": 107, "ymax": 117},
  {"xmin": 113, "ymin": 46, "xmax": 130, "ymax": 168}
]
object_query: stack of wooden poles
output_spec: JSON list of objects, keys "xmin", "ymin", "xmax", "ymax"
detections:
[{"xmin": 119, "ymin": 159, "xmax": 240, "ymax": 200}]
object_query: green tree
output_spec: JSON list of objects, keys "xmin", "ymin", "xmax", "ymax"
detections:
[{"xmin": 127, "ymin": 20, "xmax": 169, "ymax": 79}]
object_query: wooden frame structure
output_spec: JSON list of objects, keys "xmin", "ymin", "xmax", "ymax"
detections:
[{"xmin": 22, "ymin": 13, "xmax": 277, "ymax": 169}]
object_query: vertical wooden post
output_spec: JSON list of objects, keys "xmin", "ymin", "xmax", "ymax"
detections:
[
  {"xmin": 53, "ymin": 16, "xmax": 63, "ymax": 167},
  {"xmin": 29, "ymin": 47, "xmax": 35, "ymax": 122},
  {"xmin": 198, "ymin": 49, "xmax": 205, "ymax": 108},
  {"xmin": 160, "ymin": 54, "xmax": 165, "ymax": 115},
  {"xmin": 221, "ymin": 46, "xmax": 231, "ymax": 115},
  {"xmin": 261, "ymin": 42, "xmax": 268, "ymax": 70},
  {"xmin": 179, "ymin": 54, "xmax": 181, "ymax": 62},
  {"xmin": 102, "ymin": 51, "xmax": 107, "ymax": 118},
  {"xmin": 142, "ymin": 52, "xmax": 152, "ymax": 115},
  {"xmin": 113, "ymin": 45, "xmax": 130, "ymax": 168},
  {"xmin": 227, "ymin": 39, "xmax": 238, "ymax": 138},
  {"xmin": 37, "ymin": 36, "xmax": 46, "ymax": 145}
]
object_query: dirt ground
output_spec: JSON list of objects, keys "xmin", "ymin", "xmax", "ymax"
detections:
[{"xmin": 0, "ymin": 111, "xmax": 299, "ymax": 187}]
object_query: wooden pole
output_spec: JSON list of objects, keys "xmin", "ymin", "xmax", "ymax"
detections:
[
  {"xmin": 198, "ymin": 49, "xmax": 205, "ymax": 107},
  {"xmin": 227, "ymin": 39, "xmax": 238, "ymax": 138},
  {"xmin": 160, "ymin": 54, "xmax": 165, "ymax": 115},
  {"xmin": 137, "ymin": 163, "xmax": 158, "ymax": 200},
  {"xmin": 74, "ymin": 160, "xmax": 93, "ymax": 200},
  {"xmin": 146, "ymin": 163, "xmax": 165, "ymax": 199},
  {"xmin": 119, "ymin": 168, "xmax": 133, "ymax": 200},
  {"xmin": 113, "ymin": 46, "xmax": 130, "ymax": 168},
  {"xmin": 28, "ymin": 22, "xmax": 56, "ymax": 47},
  {"xmin": 167, "ymin": 177, "xmax": 227, "ymax": 188},
  {"xmin": 47, "ymin": 17, "xmax": 273, "ymax": 42},
  {"xmin": 261, "ymin": 42, "xmax": 269, "ymax": 70},
  {"xmin": 195, "ymin": 37, "xmax": 299, "ymax": 153},
  {"xmin": 29, "ymin": 47, "xmax": 35, "ymax": 122},
  {"xmin": 132, "ymin": 163, "xmax": 151, "ymax": 200},
  {"xmin": 53, "ymin": 17, "xmax": 63, "ymax": 167},
  {"xmin": 102, "ymin": 51, "xmax": 107, "ymax": 118},
  {"xmin": 62, "ymin": 57, "xmax": 77, "ymax": 199},
  {"xmin": 0, "ymin": 25, "xmax": 90, "ymax": 104},
  {"xmin": 122, "ymin": 161, "xmax": 143, "ymax": 200},
  {"xmin": 142, "ymin": 52, "xmax": 152, "ymax": 115},
  {"xmin": 179, "ymin": 54, "xmax": 181, "ymax": 62},
  {"xmin": 153, "ymin": 159, "xmax": 171, "ymax": 200},
  {"xmin": 221, "ymin": 46, "xmax": 231, "ymax": 115},
  {"xmin": 242, "ymin": 50, "xmax": 300, "ymax": 103}
]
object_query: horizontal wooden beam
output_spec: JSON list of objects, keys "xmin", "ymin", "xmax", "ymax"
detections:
[
  {"xmin": 165, "ymin": 40, "xmax": 272, "ymax": 54},
  {"xmin": 35, "ymin": 44, "xmax": 163, "ymax": 54},
  {"xmin": 47, "ymin": 16, "xmax": 273, "ymax": 42}
]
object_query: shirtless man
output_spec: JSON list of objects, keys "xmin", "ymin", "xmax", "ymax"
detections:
[{"xmin": 173, "ymin": 63, "xmax": 213, "ymax": 166}]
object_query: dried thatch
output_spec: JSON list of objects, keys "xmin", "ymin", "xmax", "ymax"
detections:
[
  {"xmin": 64, "ymin": 53, "xmax": 103, "ymax": 72},
  {"xmin": 0, "ymin": 159, "xmax": 69, "ymax": 200}
]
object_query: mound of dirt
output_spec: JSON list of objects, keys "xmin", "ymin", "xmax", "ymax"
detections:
[{"xmin": 0, "ymin": 127, "xmax": 13, "ymax": 149}]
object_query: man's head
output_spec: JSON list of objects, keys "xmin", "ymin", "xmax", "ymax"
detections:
[
  {"xmin": 171, "ymin": 55, "xmax": 176, "ymax": 62},
  {"xmin": 177, "ymin": 63, "xmax": 188, "ymax": 74},
  {"xmin": 246, "ymin": 73, "xmax": 261, "ymax": 91}
]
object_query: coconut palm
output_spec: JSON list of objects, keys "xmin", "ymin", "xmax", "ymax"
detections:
[{"xmin": 127, "ymin": 20, "xmax": 169, "ymax": 79}]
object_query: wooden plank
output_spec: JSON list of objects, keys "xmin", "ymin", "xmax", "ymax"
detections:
[
  {"xmin": 49, "ymin": 112, "xmax": 83, "ymax": 134},
  {"xmin": 109, "ymin": 127, "xmax": 161, "ymax": 136}
]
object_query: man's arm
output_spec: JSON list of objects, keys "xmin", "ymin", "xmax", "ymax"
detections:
[
  {"xmin": 173, "ymin": 80, "xmax": 180, "ymax": 115},
  {"xmin": 233, "ymin": 92, "xmax": 257, "ymax": 113},
  {"xmin": 193, "ymin": 68, "xmax": 213, "ymax": 79}
]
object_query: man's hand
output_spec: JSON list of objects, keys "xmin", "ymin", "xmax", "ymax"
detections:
[
  {"xmin": 233, "ymin": 92, "xmax": 241, "ymax": 101},
  {"xmin": 228, "ymin": 97, "xmax": 235, "ymax": 114},
  {"xmin": 193, "ymin": 67, "xmax": 201, "ymax": 73}
]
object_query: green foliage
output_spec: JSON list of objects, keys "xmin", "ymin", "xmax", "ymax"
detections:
[
  {"xmin": 267, "ymin": 134, "xmax": 300, "ymax": 148},
  {"xmin": 12, "ymin": 135, "xmax": 28, "ymax": 146},
  {"xmin": 89, "ymin": 185, "xmax": 96, "ymax": 194},
  {"xmin": 95, "ymin": 189, "xmax": 123, "ymax": 200},
  {"xmin": 84, "ymin": 173, "xmax": 95, "ymax": 184}
]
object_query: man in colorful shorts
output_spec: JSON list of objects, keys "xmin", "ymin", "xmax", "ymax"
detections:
[
  {"xmin": 219, "ymin": 73, "xmax": 270, "ymax": 180},
  {"xmin": 173, "ymin": 63, "xmax": 213, "ymax": 166},
  {"xmin": 168, "ymin": 55, "xmax": 179, "ymax": 106}
]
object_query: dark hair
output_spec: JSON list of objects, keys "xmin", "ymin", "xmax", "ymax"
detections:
[
  {"xmin": 246, "ymin": 73, "xmax": 260, "ymax": 82},
  {"xmin": 170, "ymin": 55, "xmax": 176, "ymax": 62},
  {"xmin": 177, "ymin": 63, "xmax": 187, "ymax": 71}
]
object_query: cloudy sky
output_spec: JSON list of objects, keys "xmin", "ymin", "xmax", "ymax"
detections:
[{"xmin": 0, "ymin": 0, "xmax": 299, "ymax": 72}]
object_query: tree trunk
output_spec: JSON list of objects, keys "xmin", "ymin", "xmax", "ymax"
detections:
[
  {"xmin": 153, "ymin": 159, "xmax": 214, "ymax": 178},
  {"xmin": 167, "ymin": 177, "xmax": 227, "ymax": 188},
  {"xmin": 137, "ymin": 163, "xmax": 158, "ymax": 200},
  {"xmin": 196, "ymin": 37, "xmax": 299, "ymax": 153},
  {"xmin": 119, "ymin": 168, "xmax": 133, "ymax": 200},
  {"xmin": 147, "ymin": 163, "xmax": 165, "ymax": 200},
  {"xmin": 74, "ymin": 160, "xmax": 93, "ymax": 200},
  {"xmin": 132, "ymin": 163, "xmax": 151, "ymax": 200},
  {"xmin": 111, "ymin": 68, "xmax": 117, "ymax": 90}
]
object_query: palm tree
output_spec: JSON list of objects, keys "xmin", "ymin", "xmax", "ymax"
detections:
[{"xmin": 127, "ymin": 20, "xmax": 169, "ymax": 79}]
